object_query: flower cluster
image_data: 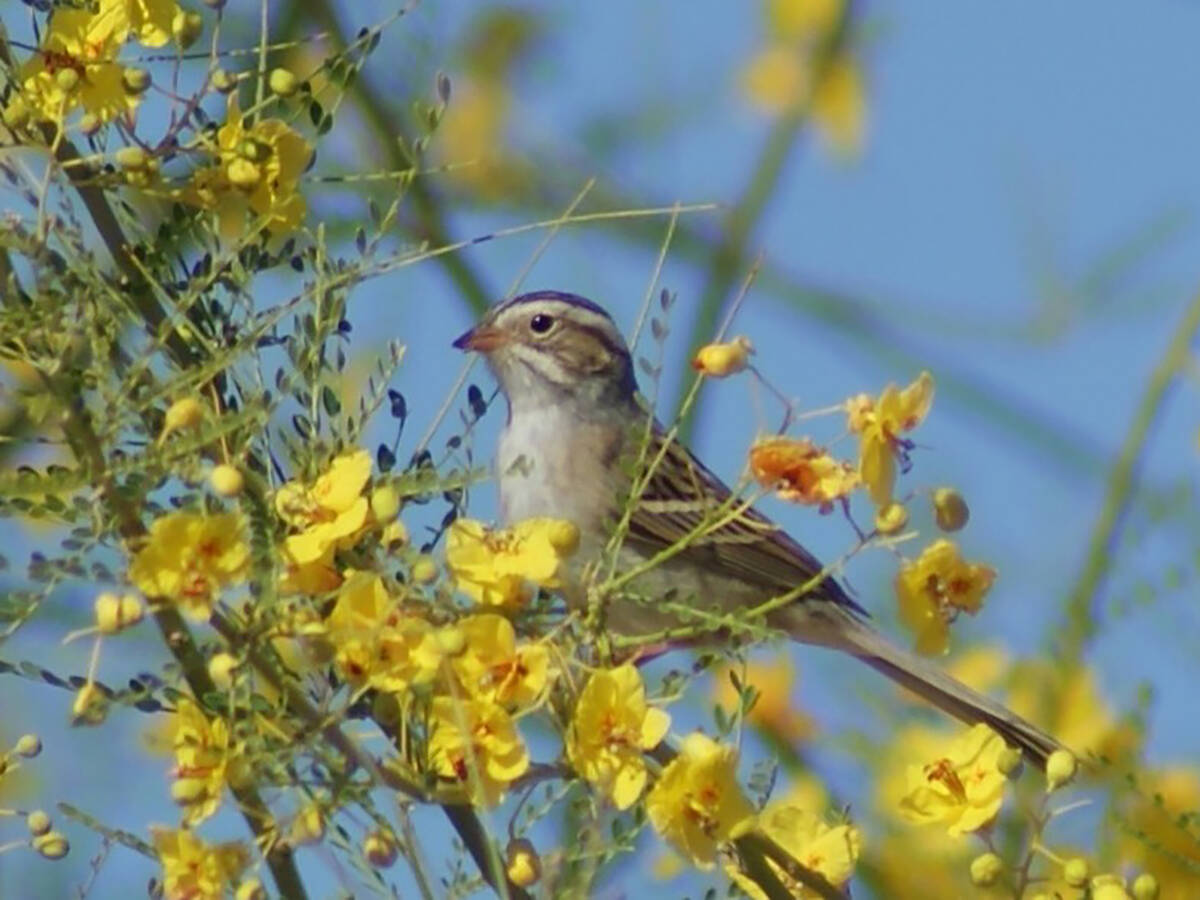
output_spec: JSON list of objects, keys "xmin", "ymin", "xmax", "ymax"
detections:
[
  {"xmin": 741, "ymin": 0, "xmax": 866, "ymax": 155},
  {"xmin": 6, "ymin": 0, "xmax": 180, "ymax": 128},
  {"xmin": 180, "ymin": 98, "xmax": 314, "ymax": 240}
]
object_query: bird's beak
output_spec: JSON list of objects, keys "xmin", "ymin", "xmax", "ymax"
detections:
[{"xmin": 452, "ymin": 324, "xmax": 507, "ymax": 353}]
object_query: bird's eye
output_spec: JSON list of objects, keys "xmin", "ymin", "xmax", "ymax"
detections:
[{"xmin": 529, "ymin": 313, "xmax": 555, "ymax": 334}]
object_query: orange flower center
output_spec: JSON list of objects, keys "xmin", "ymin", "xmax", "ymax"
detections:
[{"xmin": 924, "ymin": 758, "xmax": 967, "ymax": 802}]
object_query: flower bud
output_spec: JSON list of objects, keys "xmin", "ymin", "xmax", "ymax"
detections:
[
  {"xmin": 362, "ymin": 829, "xmax": 399, "ymax": 868},
  {"xmin": 172, "ymin": 10, "xmax": 204, "ymax": 48},
  {"xmin": 1063, "ymin": 857, "xmax": 1089, "ymax": 888},
  {"xmin": 33, "ymin": 831, "xmax": 69, "ymax": 860},
  {"xmin": 545, "ymin": 519, "xmax": 580, "ymax": 555},
  {"xmin": 290, "ymin": 805, "xmax": 324, "ymax": 845},
  {"xmin": 506, "ymin": 838, "xmax": 541, "ymax": 888},
  {"xmin": 161, "ymin": 397, "xmax": 204, "ymax": 437},
  {"xmin": 55, "ymin": 68, "xmax": 81, "ymax": 91},
  {"xmin": 1132, "ymin": 873, "xmax": 1160, "ymax": 900},
  {"xmin": 874, "ymin": 502, "xmax": 908, "ymax": 535},
  {"xmin": 370, "ymin": 485, "xmax": 400, "ymax": 522},
  {"xmin": 932, "ymin": 487, "xmax": 970, "ymax": 532},
  {"xmin": 235, "ymin": 879, "xmax": 266, "ymax": 900},
  {"xmin": 208, "ymin": 652, "xmax": 239, "ymax": 690},
  {"xmin": 78, "ymin": 113, "xmax": 102, "ymax": 136},
  {"xmin": 121, "ymin": 67, "xmax": 151, "ymax": 95},
  {"xmin": 269, "ymin": 68, "xmax": 299, "ymax": 97},
  {"xmin": 212, "ymin": 69, "xmax": 236, "ymax": 93},
  {"xmin": 26, "ymin": 810, "xmax": 51, "ymax": 836},
  {"xmin": 115, "ymin": 146, "xmax": 149, "ymax": 170},
  {"xmin": 381, "ymin": 520, "xmax": 409, "ymax": 549},
  {"xmin": 411, "ymin": 555, "xmax": 437, "ymax": 584},
  {"xmin": 1091, "ymin": 874, "xmax": 1131, "ymax": 900},
  {"xmin": 226, "ymin": 157, "xmax": 262, "ymax": 189},
  {"xmin": 95, "ymin": 592, "xmax": 144, "ymax": 633},
  {"xmin": 969, "ymin": 852, "xmax": 1003, "ymax": 887},
  {"xmin": 71, "ymin": 683, "xmax": 105, "ymax": 725},
  {"xmin": 3, "ymin": 98, "xmax": 31, "ymax": 129},
  {"xmin": 1045, "ymin": 749, "xmax": 1077, "ymax": 792},
  {"xmin": 14, "ymin": 733, "xmax": 42, "ymax": 758},
  {"xmin": 171, "ymin": 776, "xmax": 210, "ymax": 806},
  {"xmin": 996, "ymin": 746, "xmax": 1023, "ymax": 778},
  {"xmin": 210, "ymin": 464, "xmax": 244, "ymax": 497},
  {"xmin": 691, "ymin": 336, "xmax": 754, "ymax": 377}
]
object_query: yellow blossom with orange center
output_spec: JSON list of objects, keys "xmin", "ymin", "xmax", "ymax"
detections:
[
  {"xmin": 169, "ymin": 698, "xmax": 237, "ymax": 826},
  {"xmin": 9, "ymin": 0, "xmax": 177, "ymax": 127},
  {"xmin": 451, "ymin": 614, "xmax": 551, "ymax": 712},
  {"xmin": 898, "ymin": 723, "xmax": 1009, "ymax": 836},
  {"xmin": 852, "ymin": 371, "xmax": 934, "ymax": 506},
  {"xmin": 428, "ymin": 697, "xmax": 529, "ymax": 807},
  {"xmin": 446, "ymin": 517, "xmax": 579, "ymax": 608},
  {"xmin": 566, "ymin": 665, "xmax": 671, "ymax": 810},
  {"xmin": 128, "ymin": 512, "xmax": 248, "ymax": 620},
  {"xmin": 646, "ymin": 733, "xmax": 756, "ymax": 868},
  {"xmin": 152, "ymin": 827, "xmax": 248, "ymax": 900},
  {"xmin": 749, "ymin": 436, "xmax": 859, "ymax": 509},
  {"xmin": 726, "ymin": 802, "xmax": 861, "ymax": 899},
  {"xmin": 895, "ymin": 539, "xmax": 995, "ymax": 655},
  {"xmin": 324, "ymin": 571, "xmax": 439, "ymax": 693},
  {"xmin": 275, "ymin": 450, "xmax": 372, "ymax": 569}
]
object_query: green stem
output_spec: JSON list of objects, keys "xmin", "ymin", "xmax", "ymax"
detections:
[{"xmin": 1055, "ymin": 289, "xmax": 1200, "ymax": 664}]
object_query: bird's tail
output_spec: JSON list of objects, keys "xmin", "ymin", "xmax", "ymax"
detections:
[{"xmin": 787, "ymin": 606, "xmax": 1064, "ymax": 771}]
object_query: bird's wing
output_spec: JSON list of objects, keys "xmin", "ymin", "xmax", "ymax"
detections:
[{"xmin": 620, "ymin": 425, "xmax": 865, "ymax": 614}]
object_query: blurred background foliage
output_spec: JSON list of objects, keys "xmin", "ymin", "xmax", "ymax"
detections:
[{"xmin": 2, "ymin": 0, "xmax": 1200, "ymax": 897}]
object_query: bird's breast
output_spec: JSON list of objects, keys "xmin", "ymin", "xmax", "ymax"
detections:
[{"xmin": 497, "ymin": 407, "xmax": 627, "ymax": 535}]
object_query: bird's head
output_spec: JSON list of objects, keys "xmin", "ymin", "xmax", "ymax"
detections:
[{"xmin": 453, "ymin": 291, "xmax": 636, "ymax": 412}]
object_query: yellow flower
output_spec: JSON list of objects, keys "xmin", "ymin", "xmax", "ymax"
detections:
[
  {"xmin": 428, "ymin": 697, "xmax": 529, "ymax": 806},
  {"xmin": 749, "ymin": 436, "xmax": 859, "ymax": 509},
  {"xmin": 692, "ymin": 336, "xmax": 754, "ymax": 376},
  {"xmin": 852, "ymin": 371, "xmax": 934, "ymax": 506},
  {"xmin": 811, "ymin": 54, "xmax": 865, "ymax": 156},
  {"xmin": 446, "ymin": 518, "xmax": 579, "ymax": 608},
  {"xmin": 181, "ymin": 97, "xmax": 313, "ymax": 239},
  {"xmin": 13, "ymin": 9, "xmax": 134, "ymax": 125},
  {"xmin": 895, "ymin": 539, "xmax": 995, "ymax": 656},
  {"xmin": 451, "ymin": 614, "xmax": 551, "ymax": 712},
  {"xmin": 128, "ymin": 512, "xmax": 249, "ymax": 619},
  {"xmin": 434, "ymin": 76, "xmax": 518, "ymax": 199},
  {"xmin": 324, "ymin": 571, "xmax": 439, "ymax": 693},
  {"xmin": 170, "ymin": 699, "xmax": 236, "ymax": 826},
  {"xmin": 768, "ymin": 0, "xmax": 843, "ymax": 42},
  {"xmin": 741, "ymin": 45, "xmax": 810, "ymax": 114},
  {"xmin": 646, "ymin": 733, "xmax": 755, "ymax": 868},
  {"xmin": 898, "ymin": 723, "xmax": 1008, "ymax": 837},
  {"xmin": 727, "ymin": 804, "xmax": 861, "ymax": 899},
  {"xmin": 152, "ymin": 827, "xmax": 248, "ymax": 900},
  {"xmin": 566, "ymin": 665, "xmax": 671, "ymax": 810},
  {"xmin": 275, "ymin": 450, "xmax": 372, "ymax": 567},
  {"xmin": 712, "ymin": 656, "xmax": 813, "ymax": 743}
]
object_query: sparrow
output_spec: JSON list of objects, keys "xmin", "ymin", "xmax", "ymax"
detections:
[{"xmin": 454, "ymin": 290, "xmax": 1061, "ymax": 767}]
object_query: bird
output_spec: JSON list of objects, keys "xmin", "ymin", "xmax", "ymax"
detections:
[{"xmin": 453, "ymin": 289, "xmax": 1062, "ymax": 768}]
